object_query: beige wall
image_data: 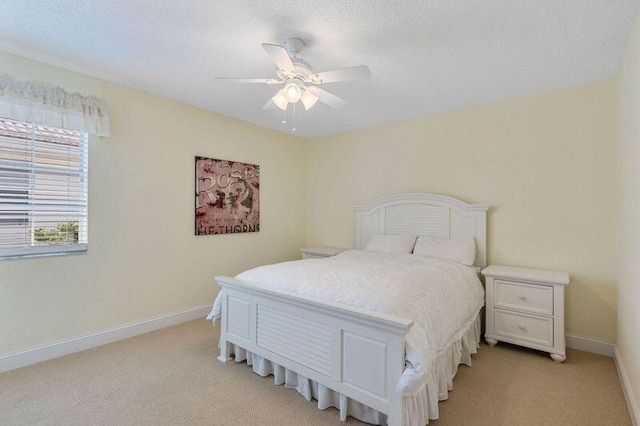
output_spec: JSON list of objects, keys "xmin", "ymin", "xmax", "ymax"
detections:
[
  {"xmin": 306, "ymin": 80, "xmax": 618, "ymax": 342},
  {"xmin": 617, "ymin": 12, "xmax": 640, "ymax": 412},
  {"xmin": 0, "ymin": 49, "xmax": 623, "ymax": 360},
  {"xmin": 0, "ymin": 51, "xmax": 307, "ymax": 355}
]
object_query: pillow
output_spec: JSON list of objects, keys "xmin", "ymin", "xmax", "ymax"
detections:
[
  {"xmin": 413, "ymin": 236, "xmax": 476, "ymax": 266},
  {"xmin": 364, "ymin": 234, "xmax": 417, "ymax": 254}
]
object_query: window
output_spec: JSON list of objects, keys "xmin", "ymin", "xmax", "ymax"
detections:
[{"xmin": 0, "ymin": 118, "xmax": 88, "ymax": 259}]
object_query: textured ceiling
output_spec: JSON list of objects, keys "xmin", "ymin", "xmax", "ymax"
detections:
[{"xmin": 0, "ymin": 0, "xmax": 638, "ymax": 138}]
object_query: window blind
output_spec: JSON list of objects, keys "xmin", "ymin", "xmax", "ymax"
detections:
[{"xmin": 0, "ymin": 118, "xmax": 88, "ymax": 258}]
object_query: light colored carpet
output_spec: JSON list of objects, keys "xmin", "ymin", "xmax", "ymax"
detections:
[{"xmin": 0, "ymin": 320, "xmax": 631, "ymax": 425}]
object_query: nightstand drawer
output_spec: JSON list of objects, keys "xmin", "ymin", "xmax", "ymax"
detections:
[
  {"xmin": 495, "ymin": 309, "xmax": 553, "ymax": 347},
  {"xmin": 495, "ymin": 280, "xmax": 553, "ymax": 316}
]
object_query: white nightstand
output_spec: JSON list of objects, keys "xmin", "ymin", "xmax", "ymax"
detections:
[
  {"xmin": 299, "ymin": 247, "xmax": 346, "ymax": 259},
  {"xmin": 482, "ymin": 265, "xmax": 570, "ymax": 362}
]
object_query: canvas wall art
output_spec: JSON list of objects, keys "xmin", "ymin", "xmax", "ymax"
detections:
[{"xmin": 195, "ymin": 156, "xmax": 260, "ymax": 235}]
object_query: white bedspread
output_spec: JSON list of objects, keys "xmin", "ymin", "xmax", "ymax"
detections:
[{"xmin": 208, "ymin": 250, "xmax": 484, "ymax": 395}]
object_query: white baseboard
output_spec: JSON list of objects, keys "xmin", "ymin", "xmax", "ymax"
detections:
[
  {"xmin": 615, "ymin": 346, "xmax": 640, "ymax": 426},
  {"xmin": 565, "ymin": 333, "xmax": 614, "ymax": 357},
  {"xmin": 0, "ymin": 304, "xmax": 212, "ymax": 374}
]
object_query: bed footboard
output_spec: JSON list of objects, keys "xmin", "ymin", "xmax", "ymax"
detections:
[{"xmin": 215, "ymin": 276, "xmax": 414, "ymax": 426}]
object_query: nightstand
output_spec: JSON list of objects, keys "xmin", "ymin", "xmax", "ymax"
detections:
[
  {"xmin": 482, "ymin": 265, "xmax": 570, "ymax": 362},
  {"xmin": 299, "ymin": 247, "xmax": 346, "ymax": 259}
]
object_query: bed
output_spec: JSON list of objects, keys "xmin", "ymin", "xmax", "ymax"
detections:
[{"xmin": 208, "ymin": 193, "xmax": 489, "ymax": 426}]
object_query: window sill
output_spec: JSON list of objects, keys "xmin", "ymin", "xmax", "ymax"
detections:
[{"xmin": 0, "ymin": 244, "xmax": 87, "ymax": 261}]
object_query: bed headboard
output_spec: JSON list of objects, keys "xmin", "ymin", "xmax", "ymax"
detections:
[{"xmin": 353, "ymin": 193, "xmax": 490, "ymax": 268}]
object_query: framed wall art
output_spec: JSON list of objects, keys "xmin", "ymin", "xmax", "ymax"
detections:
[{"xmin": 195, "ymin": 156, "xmax": 260, "ymax": 235}]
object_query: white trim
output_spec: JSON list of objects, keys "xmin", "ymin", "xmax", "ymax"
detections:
[
  {"xmin": 0, "ymin": 304, "xmax": 212, "ymax": 373},
  {"xmin": 0, "ymin": 244, "xmax": 87, "ymax": 261},
  {"xmin": 0, "ymin": 40, "xmax": 124, "ymax": 89},
  {"xmin": 615, "ymin": 346, "xmax": 640, "ymax": 426},
  {"xmin": 565, "ymin": 333, "xmax": 614, "ymax": 357}
]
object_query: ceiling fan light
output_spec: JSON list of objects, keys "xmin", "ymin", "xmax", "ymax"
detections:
[
  {"xmin": 301, "ymin": 89, "xmax": 319, "ymax": 110},
  {"xmin": 283, "ymin": 82, "xmax": 302, "ymax": 103},
  {"xmin": 272, "ymin": 89, "xmax": 288, "ymax": 110}
]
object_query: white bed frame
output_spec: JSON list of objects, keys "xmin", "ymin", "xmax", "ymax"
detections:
[{"xmin": 215, "ymin": 193, "xmax": 488, "ymax": 426}]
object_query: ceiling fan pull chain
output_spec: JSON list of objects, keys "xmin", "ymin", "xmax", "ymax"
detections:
[
  {"xmin": 292, "ymin": 102, "xmax": 296, "ymax": 132},
  {"xmin": 281, "ymin": 105, "xmax": 287, "ymax": 124}
]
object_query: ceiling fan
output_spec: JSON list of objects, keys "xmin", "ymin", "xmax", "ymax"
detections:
[{"xmin": 215, "ymin": 38, "xmax": 371, "ymax": 113}]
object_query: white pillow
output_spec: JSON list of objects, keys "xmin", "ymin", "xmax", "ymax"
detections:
[
  {"xmin": 413, "ymin": 236, "xmax": 476, "ymax": 266},
  {"xmin": 364, "ymin": 234, "xmax": 417, "ymax": 254}
]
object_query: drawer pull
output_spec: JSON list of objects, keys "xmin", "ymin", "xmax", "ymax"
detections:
[
  {"xmin": 519, "ymin": 295, "xmax": 527, "ymax": 301},
  {"xmin": 518, "ymin": 324, "xmax": 527, "ymax": 331}
]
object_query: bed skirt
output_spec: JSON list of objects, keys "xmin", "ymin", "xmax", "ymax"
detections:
[{"xmin": 229, "ymin": 312, "xmax": 481, "ymax": 426}]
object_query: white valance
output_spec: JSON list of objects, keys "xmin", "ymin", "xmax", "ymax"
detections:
[{"xmin": 0, "ymin": 74, "xmax": 110, "ymax": 137}]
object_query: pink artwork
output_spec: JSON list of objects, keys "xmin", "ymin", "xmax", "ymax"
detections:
[{"xmin": 195, "ymin": 156, "xmax": 260, "ymax": 235}]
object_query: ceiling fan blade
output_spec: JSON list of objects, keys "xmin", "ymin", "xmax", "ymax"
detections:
[
  {"xmin": 215, "ymin": 77, "xmax": 281, "ymax": 84},
  {"xmin": 261, "ymin": 43, "xmax": 295, "ymax": 73},
  {"xmin": 313, "ymin": 65, "xmax": 371, "ymax": 84},
  {"xmin": 310, "ymin": 87, "xmax": 348, "ymax": 108}
]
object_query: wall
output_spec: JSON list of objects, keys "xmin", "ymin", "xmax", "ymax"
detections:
[
  {"xmin": 0, "ymin": 51, "xmax": 307, "ymax": 355},
  {"xmin": 617, "ymin": 11, "xmax": 640, "ymax": 414},
  {"xmin": 306, "ymin": 80, "xmax": 618, "ymax": 342},
  {"xmin": 0, "ymin": 48, "xmax": 623, "ymax": 362}
]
